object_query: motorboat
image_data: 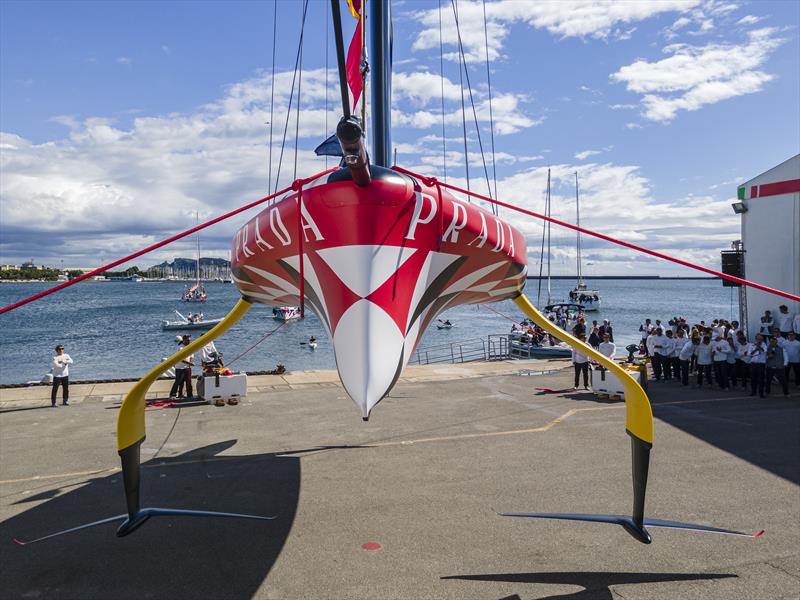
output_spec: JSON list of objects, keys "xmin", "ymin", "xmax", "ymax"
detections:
[
  {"xmin": 568, "ymin": 286, "xmax": 600, "ymax": 311},
  {"xmin": 161, "ymin": 310, "xmax": 222, "ymax": 330},
  {"xmin": 509, "ymin": 332, "xmax": 572, "ymax": 358},
  {"xmin": 436, "ymin": 320, "xmax": 453, "ymax": 330},
  {"xmin": 544, "ymin": 302, "xmax": 584, "ymax": 330},
  {"xmin": 182, "ymin": 283, "xmax": 207, "ymax": 302},
  {"xmin": 272, "ymin": 306, "xmax": 301, "ymax": 321}
]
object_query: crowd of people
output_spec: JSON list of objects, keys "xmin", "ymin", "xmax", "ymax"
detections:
[
  {"xmin": 560, "ymin": 305, "xmax": 800, "ymax": 396},
  {"xmin": 633, "ymin": 305, "xmax": 800, "ymax": 397}
]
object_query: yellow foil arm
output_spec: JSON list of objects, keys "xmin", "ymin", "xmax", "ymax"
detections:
[
  {"xmin": 514, "ymin": 294, "xmax": 653, "ymax": 445},
  {"xmin": 117, "ymin": 298, "xmax": 253, "ymax": 451}
]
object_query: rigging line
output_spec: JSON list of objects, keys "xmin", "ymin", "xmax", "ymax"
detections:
[
  {"xmin": 453, "ymin": 0, "xmax": 471, "ymax": 196},
  {"xmin": 226, "ymin": 320, "xmax": 289, "ymax": 367},
  {"xmin": 268, "ymin": 0, "xmax": 278, "ymax": 198},
  {"xmin": 438, "ymin": 0, "xmax": 447, "ymax": 183},
  {"xmin": 391, "ymin": 166, "xmax": 800, "ymax": 302},
  {"xmin": 325, "ymin": 0, "xmax": 329, "ymax": 169},
  {"xmin": 451, "ymin": 0, "xmax": 494, "ymax": 213},
  {"xmin": 546, "ymin": 170, "xmax": 552, "ymax": 304},
  {"xmin": 293, "ymin": 8, "xmax": 304, "ymax": 182},
  {"xmin": 0, "ymin": 166, "xmax": 338, "ymax": 315},
  {"xmin": 482, "ymin": 0, "xmax": 499, "ymax": 208},
  {"xmin": 273, "ymin": 0, "xmax": 309, "ymax": 195},
  {"xmin": 536, "ymin": 169, "xmax": 549, "ymax": 306},
  {"xmin": 575, "ymin": 171, "xmax": 582, "ymax": 286}
]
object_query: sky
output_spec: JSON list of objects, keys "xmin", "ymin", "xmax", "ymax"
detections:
[{"xmin": 1, "ymin": 0, "xmax": 798, "ymax": 276}]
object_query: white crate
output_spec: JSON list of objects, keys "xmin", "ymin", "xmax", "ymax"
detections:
[
  {"xmin": 198, "ymin": 373, "xmax": 247, "ymax": 401},
  {"xmin": 591, "ymin": 365, "xmax": 643, "ymax": 398}
]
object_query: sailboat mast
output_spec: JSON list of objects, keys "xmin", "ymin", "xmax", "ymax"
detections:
[
  {"xmin": 546, "ymin": 168, "xmax": 552, "ymax": 305},
  {"xmin": 195, "ymin": 211, "xmax": 200, "ymax": 286},
  {"xmin": 575, "ymin": 171, "xmax": 583, "ymax": 287},
  {"xmin": 369, "ymin": 0, "xmax": 392, "ymax": 167}
]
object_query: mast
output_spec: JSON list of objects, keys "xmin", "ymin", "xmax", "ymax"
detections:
[
  {"xmin": 546, "ymin": 168, "xmax": 552, "ymax": 305},
  {"xmin": 195, "ymin": 211, "xmax": 200, "ymax": 286},
  {"xmin": 369, "ymin": 0, "xmax": 392, "ymax": 167},
  {"xmin": 575, "ymin": 171, "xmax": 583, "ymax": 288}
]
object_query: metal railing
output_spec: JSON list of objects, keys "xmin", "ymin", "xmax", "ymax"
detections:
[{"xmin": 411, "ymin": 334, "xmax": 512, "ymax": 365}]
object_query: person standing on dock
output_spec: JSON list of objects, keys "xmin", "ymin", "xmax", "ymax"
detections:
[
  {"xmin": 776, "ymin": 305, "xmax": 795, "ymax": 338},
  {"xmin": 169, "ymin": 335, "xmax": 195, "ymax": 400},
  {"xmin": 678, "ymin": 336, "xmax": 697, "ymax": 386},
  {"xmin": 765, "ymin": 337, "xmax": 789, "ymax": 396},
  {"xmin": 639, "ymin": 319, "xmax": 652, "ymax": 355},
  {"xmin": 51, "ymin": 344, "xmax": 73, "ymax": 407},
  {"xmin": 598, "ymin": 333, "xmax": 616, "ymax": 359},
  {"xmin": 599, "ymin": 319, "xmax": 614, "ymax": 342},
  {"xmin": 759, "ymin": 311, "xmax": 774, "ymax": 339},
  {"xmin": 747, "ymin": 334, "xmax": 768, "ymax": 398},
  {"xmin": 695, "ymin": 335, "xmax": 714, "ymax": 388},
  {"xmin": 783, "ymin": 332, "xmax": 800, "ymax": 387},
  {"xmin": 647, "ymin": 328, "xmax": 668, "ymax": 381},
  {"xmin": 711, "ymin": 334, "xmax": 731, "ymax": 389},
  {"xmin": 572, "ymin": 334, "xmax": 590, "ymax": 390},
  {"xmin": 734, "ymin": 331, "xmax": 751, "ymax": 389}
]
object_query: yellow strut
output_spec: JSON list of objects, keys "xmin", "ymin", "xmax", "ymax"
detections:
[
  {"xmin": 514, "ymin": 294, "xmax": 653, "ymax": 445},
  {"xmin": 117, "ymin": 298, "xmax": 253, "ymax": 451}
]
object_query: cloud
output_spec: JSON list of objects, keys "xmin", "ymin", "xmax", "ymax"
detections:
[
  {"xmin": 736, "ymin": 15, "xmax": 763, "ymax": 26},
  {"xmin": 161, "ymin": 45, "xmax": 171, "ymax": 55},
  {"xmin": 611, "ymin": 27, "xmax": 785, "ymax": 121},
  {"xmin": 575, "ymin": 149, "xmax": 602, "ymax": 160},
  {"xmin": 0, "ymin": 63, "xmax": 539, "ymax": 265},
  {"xmin": 116, "ymin": 56, "xmax": 132, "ymax": 65},
  {"xmin": 410, "ymin": 0, "xmax": 701, "ymax": 63}
]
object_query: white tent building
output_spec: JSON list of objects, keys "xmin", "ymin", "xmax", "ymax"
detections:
[{"xmin": 735, "ymin": 154, "xmax": 800, "ymax": 338}]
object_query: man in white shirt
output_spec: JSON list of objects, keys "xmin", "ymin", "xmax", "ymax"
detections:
[
  {"xmin": 639, "ymin": 319, "xmax": 652, "ymax": 353},
  {"xmin": 598, "ymin": 333, "xmax": 616, "ymax": 359},
  {"xmin": 572, "ymin": 334, "xmax": 590, "ymax": 390},
  {"xmin": 662, "ymin": 331, "xmax": 676, "ymax": 381},
  {"xmin": 783, "ymin": 331, "xmax": 800, "ymax": 387},
  {"xmin": 793, "ymin": 313, "xmax": 800, "ymax": 335},
  {"xmin": 733, "ymin": 331, "xmax": 750, "ymax": 389},
  {"xmin": 51, "ymin": 344, "xmax": 73, "ymax": 407},
  {"xmin": 711, "ymin": 334, "xmax": 731, "ymax": 389},
  {"xmin": 747, "ymin": 334, "xmax": 768, "ymax": 397},
  {"xmin": 647, "ymin": 328, "xmax": 668, "ymax": 381},
  {"xmin": 169, "ymin": 335, "xmax": 195, "ymax": 400},
  {"xmin": 671, "ymin": 329, "xmax": 686, "ymax": 383},
  {"xmin": 678, "ymin": 336, "xmax": 697, "ymax": 386},
  {"xmin": 776, "ymin": 305, "xmax": 795, "ymax": 338},
  {"xmin": 694, "ymin": 335, "xmax": 714, "ymax": 388}
]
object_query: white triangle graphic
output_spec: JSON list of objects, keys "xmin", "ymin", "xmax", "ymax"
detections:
[{"xmin": 316, "ymin": 245, "xmax": 417, "ymax": 297}]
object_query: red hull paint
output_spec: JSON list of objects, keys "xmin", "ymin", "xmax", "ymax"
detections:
[{"xmin": 232, "ymin": 168, "xmax": 527, "ymax": 416}]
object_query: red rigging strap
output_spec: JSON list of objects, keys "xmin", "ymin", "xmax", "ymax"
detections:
[
  {"xmin": 393, "ymin": 166, "xmax": 800, "ymax": 304},
  {"xmin": 0, "ymin": 168, "xmax": 338, "ymax": 316}
]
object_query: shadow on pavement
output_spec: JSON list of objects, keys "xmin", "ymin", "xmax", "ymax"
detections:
[
  {"xmin": 651, "ymin": 390, "xmax": 800, "ymax": 485},
  {"xmin": 0, "ymin": 440, "xmax": 300, "ymax": 600},
  {"xmin": 442, "ymin": 570, "xmax": 736, "ymax": 600}
]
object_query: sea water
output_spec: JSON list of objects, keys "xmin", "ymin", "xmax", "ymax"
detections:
[{"xmin": 0, "ymin": 279, "xmax": 739, "ymax": 385}]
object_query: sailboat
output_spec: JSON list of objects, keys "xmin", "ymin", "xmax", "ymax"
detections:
[
  {"xmin": 568, "ymin": 172, "xmax": 601, "ymax": 311},
  {"xmin": 18, "ymin": 0, "xmax": 759, "ymax": 551},
  {"xmin": 181, "ymin": 212, "xmax": 207, "ymax": 302}
]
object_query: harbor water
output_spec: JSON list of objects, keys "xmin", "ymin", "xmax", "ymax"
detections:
[{"xmin": 0, "ymin": 278, "xmax": 739, "ymax": 385}]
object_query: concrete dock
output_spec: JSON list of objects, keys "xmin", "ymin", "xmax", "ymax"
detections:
[{"xmin": 1, "ymin": 361, "xmax": 798, "ymax": 599}]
